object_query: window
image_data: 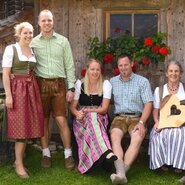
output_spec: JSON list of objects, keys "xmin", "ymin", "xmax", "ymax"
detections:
[{"xmin": 105, "ymin": 10, "xmax": 159, "ymax": 39}]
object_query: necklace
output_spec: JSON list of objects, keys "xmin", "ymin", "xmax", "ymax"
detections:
[{"xmin": 167, "ymin": 83, "xmax": 179, "ymax": 91}]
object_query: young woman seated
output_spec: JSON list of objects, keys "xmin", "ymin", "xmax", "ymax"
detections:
[{"xmin": 70, "ymin": 58, "xmax": 117, "ymax": 174}]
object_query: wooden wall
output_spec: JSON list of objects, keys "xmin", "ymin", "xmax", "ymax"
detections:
[
  {"xmin": 38, "ymin": 0, "xmax": 185, "ymax": 82},
  {"xmin": 167, "ymin": 0, "xmax": 185, "ymax": 80},
  {"xmin": 0, "ymin": 0, "xmax": 184, "ymax": 81},
  {"xmin": 37, "ymin": 0, "xmax": 185, "ymax": 134},
  {"xmin": 38, "ymin": 0, "xmax": 166, "ymax": 79},
  {"xmin": 39, "ymin": 0, "xmax": 103, "ymax": 79}
]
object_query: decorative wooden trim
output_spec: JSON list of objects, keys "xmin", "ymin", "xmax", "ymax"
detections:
[{"xmin": 91, "ymin": 0, "xmax": 171, "ymax": 9}]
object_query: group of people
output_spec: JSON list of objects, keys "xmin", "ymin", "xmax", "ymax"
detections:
[
  {"xmin": 2, "ymin": 9, "xmax": 75, "ymax": 179},
  {"xmin": 2, "ymin": 9, "xmax": 185, "ymax": 184}
]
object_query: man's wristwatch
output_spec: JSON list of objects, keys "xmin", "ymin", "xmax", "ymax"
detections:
[
  {"xmin": 139, "ymin": 120, "xmax": 144, "ymax": 125},
  {"xmin": 68, "ymin": 87, "xmax": 75, "ymax": 92}
]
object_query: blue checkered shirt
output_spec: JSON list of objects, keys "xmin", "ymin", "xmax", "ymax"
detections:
[{"xmin": 110, "ymin": 73, "xmax": 153, "ymax": 114}]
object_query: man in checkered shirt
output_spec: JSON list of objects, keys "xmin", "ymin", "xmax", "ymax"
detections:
[{"xmin": 109, "ymin": 55, "xmax": 153, "ymax": 184}]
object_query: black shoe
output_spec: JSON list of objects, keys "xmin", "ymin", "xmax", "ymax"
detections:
[
  {"xmin": 102, "ymin": 155, "xmax": 118, "ymax": 172},
  {"xmin": 105, "ymin": 155, "xmax": 118, "ymax": 163}
]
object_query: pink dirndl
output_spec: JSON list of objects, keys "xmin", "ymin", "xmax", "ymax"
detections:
[{"xmin": 7, "ymin": 75, "xmax": 44, "ymax": 139}]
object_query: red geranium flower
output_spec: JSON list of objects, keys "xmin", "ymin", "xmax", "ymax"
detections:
[
  {"xmin": 159, "ymin": 47, "xmax": 168, "ymax": 56},
  {"xmin": 152, "ymin": 45, "xmax": 160, "ymax": 53},
  {"xmin": 113, "ymin": 68, "xmax": 120, "ymax": 76},
  {"xmin": 142, "ymin": 57, "xmax": 151, "ymax": 65},
  {"xmin": 103, "ymin": 53, "xmax": 114, "ymax": 64},
  {"xmin": 114, "ymin": 27, "xmax": 121, "ymax": 33},
  {"xmin": 81, "ymin": 69, "xmax": 86, "ymax": 77},
  {"xmin": 144, "ymin": 38, "xmax": 153, "ymax": 46}
]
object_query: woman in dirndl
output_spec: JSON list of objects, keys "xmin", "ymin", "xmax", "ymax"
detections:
[
  {"xmin": 2, "ymin": 22, "xmax": 44, "ymax": 179},
  {"xmin": 149, "ymin": 61, "xmax": 185, "ymax": 177},
  {"xmin": 70, "ymin": 58, "xmax": 117, "ymax": 174}
]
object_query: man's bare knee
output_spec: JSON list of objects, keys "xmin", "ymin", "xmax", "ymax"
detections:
[
  {"xmin": 130, "ymin": 131, "xmax": 144, "ymax": 145},
  {"xmin": 111, "ymin": 128, "xmax": 124, "ymax": 138},
  {"xmin": 110, "ymin": 128, "xmax": 124, "ymax": 146},
  {"xmin": 55, "ymin": 117, "xmax": 70, "ymax": 132}
]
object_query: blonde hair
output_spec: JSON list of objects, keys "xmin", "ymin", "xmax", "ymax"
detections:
[
  {"xmin": 14, "ymin": 22, "xmax": 33, "ymax": 39},
  {"xmin": 83, "ymin": 58, "xmax": 103, "ymax": 96}
]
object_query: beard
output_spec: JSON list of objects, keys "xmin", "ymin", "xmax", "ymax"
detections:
[
  {"xmin": 120, "ymin": 70, "xmax": 132, "ymax": 79},
  {"xmin": 121, "ymin": 71, "xmax": 128, "ymax": 76}
]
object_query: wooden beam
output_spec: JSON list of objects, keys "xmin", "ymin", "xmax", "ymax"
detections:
[{"xmin": 91, "ymin": 0, "xmax": 171, "ymax": 9}]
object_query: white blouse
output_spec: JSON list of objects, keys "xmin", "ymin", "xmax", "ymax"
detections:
[
  {"xmin": 2, "ymin": 42, "xmax": 36, "ymax": 67},
  {"xmin": 74, "ymin": 79, "xmax": 112, "ymax": 100},
  {"xmin": 153, "ymin": 82, "xmax": 185, "ymax": 109}
]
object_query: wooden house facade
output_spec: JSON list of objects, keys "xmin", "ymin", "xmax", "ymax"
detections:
[
  {"xmin": 0, "ymin": 0, "xmax": 185, "ymax": 83},
  {"xmin": 0, "ymin": 0, "xmax": 185, "ymax": 133},
  {"xmin": 37, "ymin": 0, "xmax": 185, "ymax": 83},
  {"xmin": 0, "ymin": 0, "xmax": 184, "ymax": 131}
]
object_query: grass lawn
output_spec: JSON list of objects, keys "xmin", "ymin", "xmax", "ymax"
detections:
[{"xmin": 0, "ymin": 144, "xmax": 183, "ymax": 185}]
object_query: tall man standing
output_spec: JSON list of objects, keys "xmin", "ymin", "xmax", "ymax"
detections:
[
  {"xmin": 31, "ymin": 10, "xmax": 76, "ymax": 169},
  {"xmin": 110, "ymin": 55, "xmax": 153, "ymax": 184}
]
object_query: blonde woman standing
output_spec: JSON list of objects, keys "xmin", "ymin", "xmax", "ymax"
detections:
[{"xmin": 2, "ymin": 22, "xmax": 44, "ymax": 179}]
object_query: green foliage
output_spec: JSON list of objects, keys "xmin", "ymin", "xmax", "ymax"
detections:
[
  {"xmin": 87, "ymin": 32, "xmax": 171, "ymax": 67},
  {"xmin": 109, "ymin": 34, "xmax": 142, "ymax": 62},
  {"xmin": 135, "ymin": 32, "xmax": 170, "ymax": 65},
  {"xmin": 87, "ymin": 34, "xmax": 141, "ymax": 67},
  {"xmin": 87, "ymin": 37, "xmax": 110, "ymax": 62}
]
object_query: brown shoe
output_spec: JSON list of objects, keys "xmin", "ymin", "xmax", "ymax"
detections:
[
  {"xmin": 41, "ymin": 156, "xmax": 51, "ymax": 168},
  {"xmin": 65, "ymin": 156, "xmax": 75, "ymax": 169}
]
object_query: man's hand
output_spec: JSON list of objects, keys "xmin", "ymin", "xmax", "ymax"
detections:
[
  {"xmin": 66, "ymin": 90, "xmax": 74, "ymax": 102},
  {"xmin": 133, "ymin": 122, "xmax": 146, "ymax": 138}
]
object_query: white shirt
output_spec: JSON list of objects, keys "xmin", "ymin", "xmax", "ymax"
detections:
[
  {"xmin": 153, "ymin": 82, "xmax": 185, "ymax": 109},
  {"xmin": 2, "ymin": 42, "xmax": 36, "ymax": 67},
  {"xmin": 74, "ymin": 79, "xmax": 112, "ymax": 100}
]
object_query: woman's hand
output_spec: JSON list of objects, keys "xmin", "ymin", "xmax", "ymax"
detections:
[
  {"xmin": 76, "ymin": 108, "xmax": 87, "ymax": 121},
  {"xmin": 6, "ymin": 95, "xmax": 13, "ymax": 109},
  {"xmin": 154, "ymin": 121, "xmax": 161, "ymax": 132}
]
